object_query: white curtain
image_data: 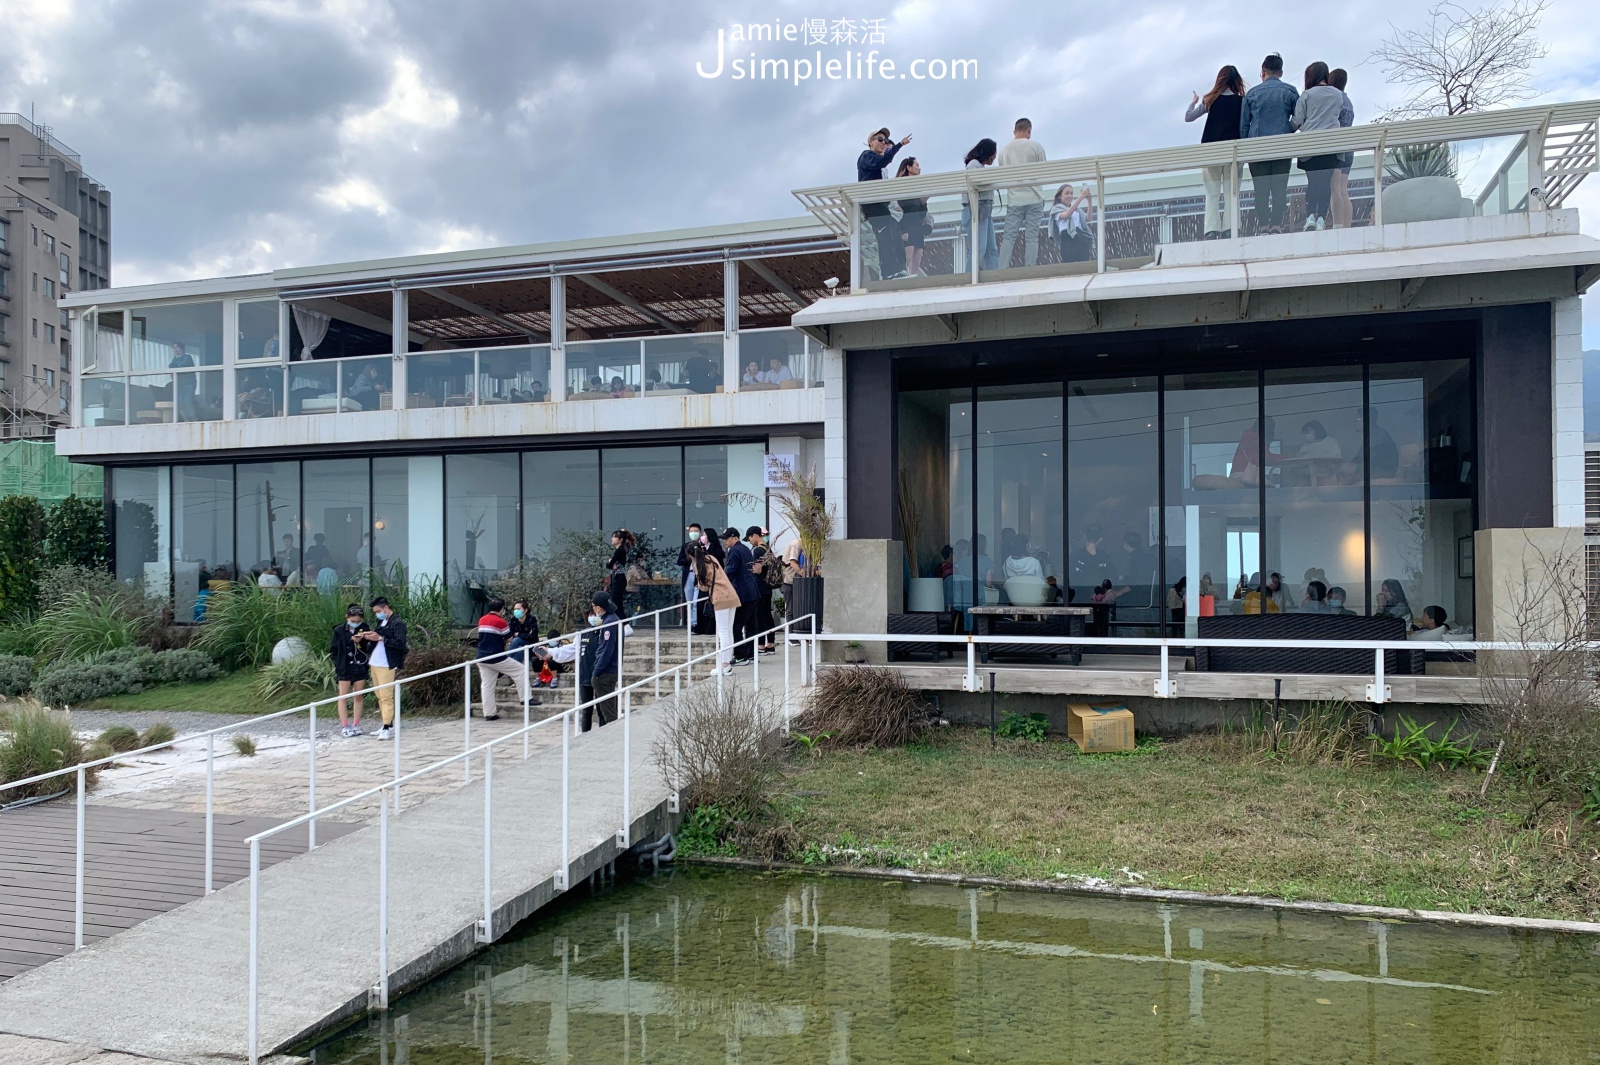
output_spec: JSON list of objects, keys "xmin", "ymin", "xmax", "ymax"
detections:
[{"xmin": 291, "ymin": 306, "xmax": 331, "ymax": 360}]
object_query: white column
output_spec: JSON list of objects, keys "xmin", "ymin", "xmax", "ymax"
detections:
[
  {"xmin": 723, "ymin": 259, "xmax": 740, "ymax": 393},
  {"xmin": 1551, "ymin": 296, "xmax": 1584, "ymax": 527},
  {"xmin": 221, "ymin": 300, "xmax": 238, "ymax": 420},
  {"xmin": 767, "ymin": 434, "xmax": 805, "ymax": 550},
  {"xmin": 822, "ymin": 346, "xmax": 848, "ymax": 538},
  {"xmin": 550, "ymin": 275, "xmax": 567, "ymax": 402},
  {"xmin": 390, "ymin": 288, "xmax": 408, "ymax": 409},
  {"xmin": 68, "ymin": 311, "xmax": 84, "ymax": 428}
]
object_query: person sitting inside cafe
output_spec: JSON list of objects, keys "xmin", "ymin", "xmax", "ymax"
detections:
[{"xmin": 1409, "ymin": 604, "xmax": 1452, "ymax": 640}]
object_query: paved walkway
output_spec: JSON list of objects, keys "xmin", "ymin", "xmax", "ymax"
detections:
[{"xmin": 0, "ymin": 671, "xmax": 761, "ymax": 1064}]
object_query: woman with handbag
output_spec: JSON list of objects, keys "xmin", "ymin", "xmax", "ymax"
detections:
[{"xmin": 693, "ymin": 541, "xmax": 742, "ymax": 675}]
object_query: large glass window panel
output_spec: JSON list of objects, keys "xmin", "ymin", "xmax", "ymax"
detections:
[
  {"xmin": 128, "ymin": 374, "xmax": 174, "ymax": 424},
  {"xmin": 739, "ymin": 329, "xmax": 810, "ymax": 389},
  {"xmin": 81, "ymin": 377, "xmax": 126, "ymax": 427},
  {"xmin": 898, "ymin": 388, "xmax": 973, "ymax": 614},
  {"xmin": 130, "ymin": 301, "xmax": 224, "ymax": 369},
  {"xmin": 479, "ymin": 346, "xmax": 551, "ymax": 404},
  {"xmin": 303, "ymin": 459, "xmax": 369, "ymax": 588},
  {"xmin": 1369, "ymin": 360, "xmax": 1475, "ymax": 632},
  {"xmin": 173, "ymin": 465, "xmax": 233, "ymax": 620},
  {"xmin": 406, "ymin": 352, "xmax": 474, "ymax": 408},
  {"xmin": 373, "ymin": 456, "xmax": 443, "ymax": 586},
  {"xmin": 1265, "ymin": 368, "xmax": 1366, "ymax": 615},
  {"xmin": 112, "ymin": 466, "xmax": 170, "ymax": 597},
  {"xmin": 174, "ymin": 370, "xmax": 223, "ymax": 422},
  {"xmin": 645, "ymin": 336, "xmax": 721, "ymax": 394},
  {"xmin": 1068, "ymin": 377, "xmax": 1162, "ymax": 631},
  {"xmin": 237, "ymin": 300, "xmax": 281, "ymax": 361},
  {"xmin": 286, "ymin": 361, "xmax": 338, "ymax": 415},
  {"xmin": 1163, "ymin": 371, "xmax": 1262, "ymax": 630},
  {"xmin": 568, "ymin": 339, "xmax": 642, "ymax": 399},
  {"xmin": 339, "ymin": 355, "xmax": 392, "ymax": 411},
  {"xmin": 446, "ymin": 453, "xmax": 520, "ymax": 620},
  {"xmin": 88, "ymin": 309, "xmax": 125, "ymax": 372},
  {"xmin": 684, "ymin": 444, "xmax": 731, "ymax": 538},
  {"xmin": 601, "ymin": 447, "xmax": 681, "ymax": 574},
  {"xmin": 977, "ymin": 384, "xmax": 1063, "ymax": 609},
  {"xmin": 236, "ymin": 461, "xmax": 300, "ymax": 581},
  {"xmin": 726, "ymin": 444, "xmax": 767, "ymax": 538},
  {"xmin": 522, "ymin": 449, "xmax": 600, "ymax": 554},
  {"xmin": 237, "ymin": 365, "xmax": 285, "ymax": 418}
]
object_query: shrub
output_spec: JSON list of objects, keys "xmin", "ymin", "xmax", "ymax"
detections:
[
  {"xmin": 1221, "ymin": 699, "xmax": 1372, "ymax": 765},
  {"xmin": 96, "ymin": 725, "xmax": 142, "ymax": 752},
  {"xmin": 32, "ymin": 590, "xmax": 155, "ymax": 664},
  {"xmin": 192, "ymin": 583, "xmax": 288, "ymax": 668},
  {"xmin": 0, "ymin": 496, "xmax": 47, "ymax": 618},
  {"xmin": 151, "ymin": 648, "xmax": 221, "ymax": 684},
  {"xmin": 43, "ymin": 496, "xmax": 109, "ymax": 571},
  {"xmin": 253, "ymin": 654, "xmax": 335, "ymax": 702},
  {"xmin": 397, "ymin": 642, "xmax": 474, "ymax": 711},
  {"xmin": 0, "ymin": 702, "xmax": 95, "ymax": 800},
  {"xmin": 0, "ymin": 621, "xmax": 43, "ymax": 658},
  {"xmin": 653, "ymin": 681, "xmax": 784, "ymax": 817},
  {"xmin": 231, "ymin": 734, "xmax": 257, "ymax": 757},
  {"xmin": 139, "ymin": 722, "xmax": 177, "ymax": 749},
  {"xmin": 32, "ymin": 658, "xmax": 148, "ymax": 707},
  {"xmin": 798, "ymin": 665, "xmax": 932, "ymax": 749},
  {"xmin": 0, "ymin": 654, "xmax": 34, "ymax": 697},
  {"xmin": 489, "ymin": 528, "xmax": 612, "ymax": 632},
  {"xmin": 997, "ymin": 712, "xmax": 1049, "ymax": 743},
  {"xmin": 368, "ymin": 567, "xmax": 454, "ymax": 646}
]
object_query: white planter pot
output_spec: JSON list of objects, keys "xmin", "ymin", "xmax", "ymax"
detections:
[
  {"xmin": 907, "ymin": 577, "xmax": 945, "ymax": 613},
  {"xmin": 1381, "ymin": 176, "xmax": 1471, "ymax": 225}
]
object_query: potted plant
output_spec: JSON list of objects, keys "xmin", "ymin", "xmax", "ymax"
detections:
[
  {"xmin": 1380, "ymin": 143, "xmax": 1471, "ymax": 224},
  {"xmin": 771, "ymin": 464, "xmax": 835, "ymax": 636},
  {"xmin": 842, "ymin": 641, "xmax": 868, "ymax": 664}
]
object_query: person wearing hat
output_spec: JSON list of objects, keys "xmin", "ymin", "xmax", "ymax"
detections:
[
  {"xmin": 583, "ymin": 591, "xmax": 623, "ymax": 730},
  {"xmin": 721, "ymin": 527, "xmax": 759, "ymax": 662},
  {"xmin": 328, "ymin": 603, "xmax": 372, "ymax": 737},
  {"xmin": 747, "ymin": 527, "xmax": 778, "ymax": 655},
  {"xmin": 858, "ymin": 127, "xmax": 912, "ymax": 281}
]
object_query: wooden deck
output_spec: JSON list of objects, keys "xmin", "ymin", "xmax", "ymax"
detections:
[{"xmin": 0, "ymin": 803, "xmax": 357, "ymax": 981}]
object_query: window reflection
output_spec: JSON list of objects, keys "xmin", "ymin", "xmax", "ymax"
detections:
[
  {"xmin": 977, "ymin": 384, "xmax": 1063, "ymax": 609},
  {"xmin": 1068, "ymin": 378, "xmax": 1160, "ymax": 631}
]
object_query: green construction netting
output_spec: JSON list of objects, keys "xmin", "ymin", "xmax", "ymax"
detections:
[{"xmin": 0, "ymin": 440, "xmax": 103, "ymax": 504}]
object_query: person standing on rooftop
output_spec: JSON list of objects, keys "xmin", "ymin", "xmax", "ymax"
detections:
[
  {"xmin": 895, "ymin": 157, "xmax": 930, "ymax": 277},
  {"xmin": 1328, "ymin": 68, "xmax": 1356, "ymax": 228},
  {"xmin": 962, "ymin": 138, "xmax": 999, "ymax": 272},
  {"xmin": 858, "ymin": 127, "xmax": 912, "ymax": 280},
  {"xmin": 1240, "ymin": 53, "xmax": 1299, "ymax": 234},
  {"xmin": 1292, "ymin": 61, "xmax": 1346, "ymax": 231},
  {"xmin": 996, "ymin": 118, "xmax": 1047, "ymax": 268},
  {"xmin": 1186, "ymin": 65, "xmax": 1247, "ymax": 239}
]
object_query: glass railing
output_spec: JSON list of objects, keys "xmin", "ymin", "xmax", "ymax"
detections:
[{"xmin": 792, "ymin": 100, "xmax": 1600, "ymax": 292}]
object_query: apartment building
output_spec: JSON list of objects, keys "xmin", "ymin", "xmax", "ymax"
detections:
[{"xmin": 0, "ymin": 114, "xmax": 112, "ymax": 439}]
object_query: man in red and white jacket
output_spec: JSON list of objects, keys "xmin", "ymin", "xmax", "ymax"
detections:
[{"xmin": 475, "ymin": 597, "xmax": 528, "ymax": 720}]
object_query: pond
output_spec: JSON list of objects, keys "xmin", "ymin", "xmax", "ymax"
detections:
[{"xmin": 312, "ymin": 867, "xmax": 1600, "ymax": 1064}]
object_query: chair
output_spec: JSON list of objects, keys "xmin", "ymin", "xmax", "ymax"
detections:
[{"xmin": 1192, "ymin": 614, "xmax": 1422, "ymax": 675}]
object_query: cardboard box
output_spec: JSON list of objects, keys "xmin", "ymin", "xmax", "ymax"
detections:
[{"xmin": 1067, "ymin": 703, "xmax": 1135, "ymax": 753}]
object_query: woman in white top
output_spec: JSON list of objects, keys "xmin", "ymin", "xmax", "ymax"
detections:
[
  {"xmin": 962, "ymin": 138, "xmax": 998, "ymax": 271},
  {"xmin": 1050, "ymin": 183, "xmax": 1094, "ymax": 263}
]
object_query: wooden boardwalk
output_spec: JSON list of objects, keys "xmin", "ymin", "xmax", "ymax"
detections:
[{"xmin": 0, "ymin": 803, "xmax": 358, "ymax": 981}]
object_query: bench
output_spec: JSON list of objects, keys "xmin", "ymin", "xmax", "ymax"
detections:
[
  {"xmin": 1193, "ymin": 614, "xmax": 1423, "ymax": 675},
  {"xmin": 887, "ymin": 612, "xmax": 955, "ymax": 661}
]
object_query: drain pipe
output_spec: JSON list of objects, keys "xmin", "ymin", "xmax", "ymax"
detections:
[{"xmin": 634, "ymin": 832, "xmax": 676, "ymax": 869}]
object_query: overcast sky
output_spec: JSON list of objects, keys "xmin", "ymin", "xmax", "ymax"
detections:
[{"xmin": 6, "ymin": 0, "xmax": 1599, "ymax": 342}]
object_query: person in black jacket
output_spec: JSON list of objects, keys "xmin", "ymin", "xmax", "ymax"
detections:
[
  {"xmin": 1185, "ymin": 65, "xmax": 1247, "ymax": 238},
  {"xmin": 607, "ymin": 529, "xmax": 636, "ymax": 612},
  {"xmin": 583, "ymin": 592, "xmax": 623, "ymax": 731},
  {"xmin": 747, "ymin": 526, "xmax": 778, "ymax": 654},
  {"xmin": 360, "ymin": 596, "xmax": 408, "ymax": 740},
  {"xmin": 329, "ymin": 603, "xmax": 372, "ymax": 737},
  {"xmin": 721, "ymin": 527, "xmax": 759, "ymax": 663},
  {"xmin": 858, "ymin": 127, "xmax": 912, "ymax": 280}
]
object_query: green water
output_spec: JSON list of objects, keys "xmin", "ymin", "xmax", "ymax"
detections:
[{"xmin": 313, "ymin": 867, "xmax": 1600, "ymax": 1064}]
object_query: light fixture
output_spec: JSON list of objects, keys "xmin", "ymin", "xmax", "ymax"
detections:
[
  {"xmin": 1226, "ymin": 343, "xmax": 1239, "ymax": 350},
  {"xmin": 374, "ymin": 520, "xmax": 386, "ymax": 531},
  {"xmin": 1361, "ymin": 335, "xmax": 1375, "ymax": 342},
  {"xmin": 1096, "ymin": 352, "xmax": 1109, "ymax": 358}
]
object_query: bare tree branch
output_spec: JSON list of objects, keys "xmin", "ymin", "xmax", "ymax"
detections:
[{"xmin": 1370, "ymin": 0, "xmax": 1550, "ymax": 120}]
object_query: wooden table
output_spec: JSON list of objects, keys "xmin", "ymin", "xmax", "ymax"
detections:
[{"xmin": 969, "ymin": 605, "xmax": 1092, "ymax": 663}]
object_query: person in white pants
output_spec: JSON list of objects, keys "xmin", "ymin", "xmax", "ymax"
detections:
[
  {"xmin": 692, "ymin": 541, "xmax": 743, "ymax": 673},
  {"xmin": 474, "ymin": 597, "xmax": 528, "ymax": 720}
]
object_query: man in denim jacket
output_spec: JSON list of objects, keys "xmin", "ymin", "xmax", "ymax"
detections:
[{"xmin": 1240, "ymin": 53, "xmax": 1299, "ymax": 233}]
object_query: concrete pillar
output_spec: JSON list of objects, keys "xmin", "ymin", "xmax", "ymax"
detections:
[
  {"xmin": 1473, "ymin": 526, "xmax": 1584, "ymax": 641},
  {"xmin": 221, "ymin": 300, "xmax": 238, "ymax": 421},
  {"xmin": 390, "ymin": 288, "xmax": 408, "ymax": 409},
  {"xmin": 822, "ymin": 539, "xmax": 902, "ymax": 661},
  {"xmin": 1551, "ymin": 296, "xmax": 1584, "ymax": 528},
  {"xmin": 823, "ymin": 346, "xmax": 848, "ymax": 537},
  {"xmin": 550, "ymin": 275, "xmax": 567, "ymax": 402},
  {"xmin": 723, "ymin": 259, "xmax": 740, "ymax": 393}
]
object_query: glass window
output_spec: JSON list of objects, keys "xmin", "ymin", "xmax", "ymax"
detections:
[
  {"xmin": 237, "ymin": 365, "xmax": 285, "ymax": 418},
  {"xmin": 568, "ymin": 339, "xmax": 642, "ymax": 399},
  {"xmin": 406, "ymin": 352, "xmax": 474, "ymax": 408},
  {"xmin": 44, "ymin": 234, "xmax": 54, "ymax": 254},
  {"xmin": 59, "ymin": 252, "xmax": 69, "ymax": 285},
  {"xmin": 286, "ymin": 360, "xmax": 338, "ymax": 415},
  {"xmin": 645, "ymin": 335, "xmax": 722, "ymax": 394},
  {"xmin": 130, "ymin": 302, "xmax": 224, "ymax": 369},
  {"xmin": 1370, "ymin": 360, "xmax": 1475, "ymax": 632},
  {"xmin": 174, "ymin": 369, "xmax": 224, "ymax": 423},
  {"xmin": 741, "ymin": 329, "xmax": 810, "ymax": 387},
  {"xmin": 374, "ymin": 456, "xmax": 443, "ymax": 586},
  {"xmin": 1265, "ymin": 368, "xmax": 1366, "ymax": 616},
  {"xmin": 128, "ymin": 374, "xmax": 175, "ymax": 424},
  {"xmin": 238, "ymin": 300, "xmax": 282, "ymax": 361},
  {"xmin": 601, "ymin": 447, "xmax": 682, "ymax": 573},
  {"xmin": 1068, "ymin": 377, "xmax": 1162, "ymax": 631},
  {"xmin": 340, "ymin": 355, "xmax": 392, "ymax": 411},
  {"xmin": 479, "ymin": 346, "xmax": 551, "ymax": 404},
  {"xmin": 978, "ymin": 383, "xmax": 1063, "ymax": 610},
  {"xmin": 236, "ymin": 461, "xmax": 300, "ymax": 582},
  {"xmin": 302, "ymin": 459, "xmax": 369, "ymax": 590},
  {"xmin": 88, "ymin": 309, "xmax": 125, "ymax": 372},
  {"xmin": 173, "ymin": 465, "xmax": 234, "ymax": 621},
  {"xmin": 81, "ymin": 377, "xmax": 125, "ymax": 427},
  {"xmin": 112, "ymin": 466, "xmax": 169, "ymax": 597},
  {"xmin": 446, "ymin": 453, "xmax": 520, "ymax": 619},
  {"xmin": 1163, "ymin": 371, "xmax": 1263, "ymax": 631},
  {"xmin": 522, "ymin": 449, "xmax": 599, "ymax": 555},
  {"xmin": 897, "ymin": 388, "xmax": 973, "ymax": 613}
]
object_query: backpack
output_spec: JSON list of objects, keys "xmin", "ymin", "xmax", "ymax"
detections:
[{"xmin": 760, "ymin": 548, "xmax": 785, "ymax": 589}]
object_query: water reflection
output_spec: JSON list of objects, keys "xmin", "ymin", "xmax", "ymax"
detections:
[{"xmin": 314, "ymin": 868, "xmax": 1600, "ymax": 1064}]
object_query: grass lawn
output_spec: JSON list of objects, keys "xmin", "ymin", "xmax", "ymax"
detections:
[
  {"xmin": 754, "ymin": 728, "xmax": 1600, "ymax": 922},
  {"xmin": 81, "ymin": 669, "xmax": 311, "ymax": 713}
]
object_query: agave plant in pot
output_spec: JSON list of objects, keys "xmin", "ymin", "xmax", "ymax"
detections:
[{"xmin": 1380, "ymin": 142, "xmax": 1471, "ymax": 224}]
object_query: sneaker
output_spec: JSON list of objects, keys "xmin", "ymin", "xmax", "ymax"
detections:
[
  {"xmin": 483, "ymin": 714, "xmax": 500, "ymax": 721},
  {"xmin": 376, "ymin": 726, "xmax": 393, "ymax": 741},
  {"xmin": 348, "ymin": 723, "xmax": 363, "ymax": 736},
  {"xmin": 717, "ymin": 666, "xmax": 734, "ymax": 676},
  {"xmin": 1314, "ymin": 216, "xmax": 1326, "ymax": 231},
  {"xmin": 1203, "ymin": 230, "xmax": 1220, "ymax": 240},
  {"xmin": 759, "ymin": 647, "xmax": 776, "ymax": 656},
  {"xmin": 338, "ymin": 725, "xmax": 352, "ymax": 738},
  {"xmin": 1302, "ymin": 216, "xmax": 1317, "ymax": 232},
  {"xmin": 548, "ymin": 676, "xmax": 561, "ymax": 689}
]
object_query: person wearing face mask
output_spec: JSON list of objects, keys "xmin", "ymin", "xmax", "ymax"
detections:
[
  {"xmin": 360, "ymin": 596, "xmax": 408, "ymax": 740},
  {"xmin": 693, "ymin": 540, "xmax": 741, "ymax": 675},
  {"xmin": 583, "ymin": 592, "xmax": 624, "ymax": 730},
  {"xmin": 329, "ymin": 604, "xmax": 372, "ymax": 737},
  {"xmin": 475, "ymin": 597, "xmax": 529, "ymax": 722},
  {"xmin": 678, "ymin": 523, "xmax": 704, "ymax": 611},
  {"xmin": 1326, "ymin": 586, "xmax": 1355, "ymax": 615},
  {"xmin": 508, "ymin": 599, "xmax": 536, "ymax": 649}
]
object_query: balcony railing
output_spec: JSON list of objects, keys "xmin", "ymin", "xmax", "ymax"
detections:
[{"xmin": 793, "ymin": 100, "xmax": 1600, "ymax": 292}]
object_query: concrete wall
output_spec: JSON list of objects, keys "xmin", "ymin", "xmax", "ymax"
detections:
[
  {"xmin": 1473, "ymin": 526, "xmax": 1586, "ymax": 642},
  {"xmin": 822, "ymin": 538, "xmax": 901, "ymax": 663},
  {"xmin": 1551, "ymin": 296, "xmax": 1585, "ymax": 528},
  {"xmin": 1479, "ymin": 303, "xmax": 1554, "ymax": 528}
]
